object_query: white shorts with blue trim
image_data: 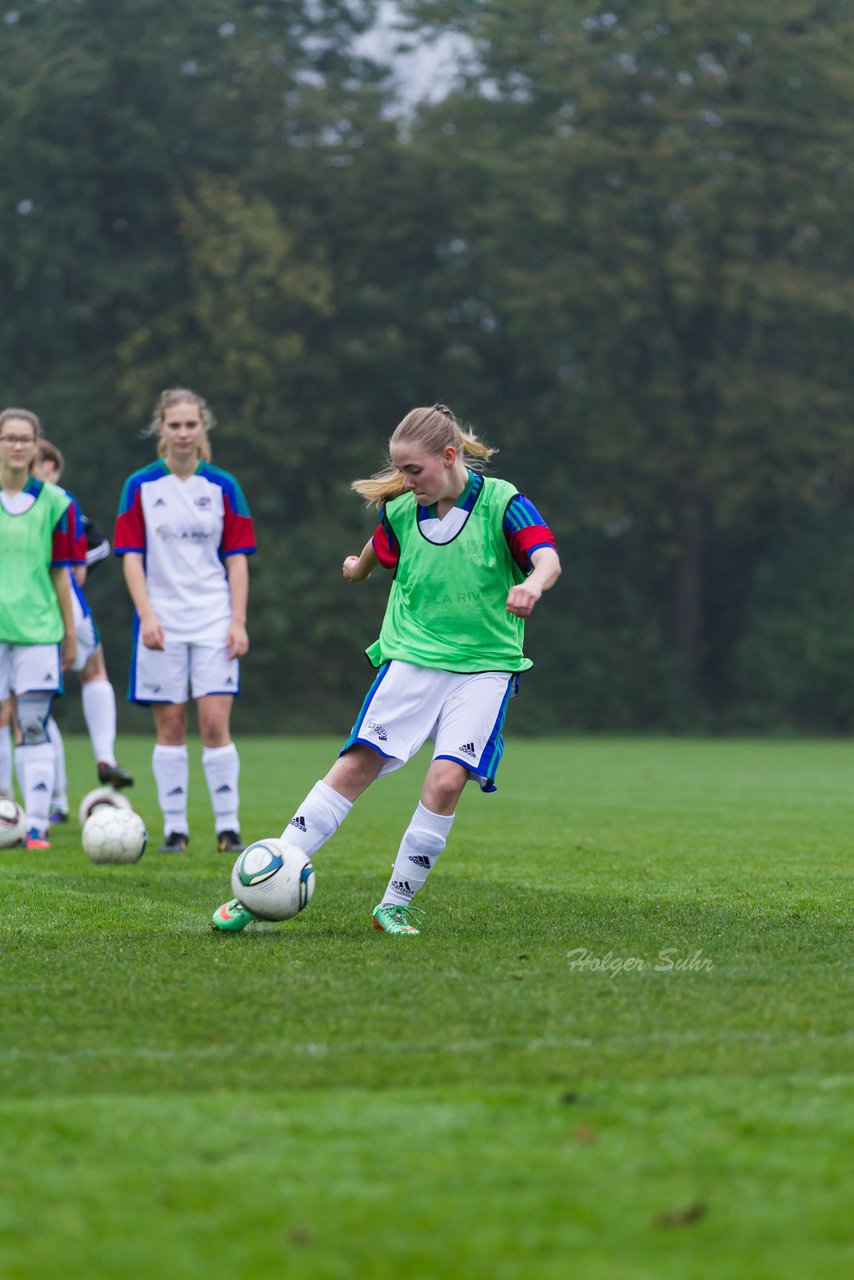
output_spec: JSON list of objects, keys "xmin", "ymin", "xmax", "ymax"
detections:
[
  {"xmin": 0, "ymin": 642, "xmax": 62, "ymax": 699},
  {"xmin": 341, "ymin": 661, "xmax": 519, "ymax": 792},
  {"xmin": 71, "ymin": 587, "xmax": 100, "ymax": 673},
  {"xmin": 130, "ymin": 630, "xmax": 239, "ymax": 705}
]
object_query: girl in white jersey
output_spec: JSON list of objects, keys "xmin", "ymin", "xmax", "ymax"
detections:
[
  {"xmin": 115, "ymin": 389, "xmax": 257, "ymax": 855},
  {"xmin": 0, "ymin": 408, "xmax": 78, "ymax": 848},
  {"xmin": 213, "ymin": 403, "xmax": 561, "ymax": 936}
]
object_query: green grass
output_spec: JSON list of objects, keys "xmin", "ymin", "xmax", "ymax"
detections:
[{"xmin": 0, "ymin": 735, "xmax": 851, "ymax": 1279}]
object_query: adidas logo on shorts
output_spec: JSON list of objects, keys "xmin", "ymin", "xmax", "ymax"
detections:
[{"xmin": 458, "ymin": 742, "xmax": 477, "ymax": 759}]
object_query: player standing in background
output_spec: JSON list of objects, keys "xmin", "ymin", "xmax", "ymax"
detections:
[
  {"xmin": 213, "ymin": 403, "xmax": 561, "ymax": 935},
  {"xmin": 0, "ymin": 408, "xmax": 79, "ymax": 848},
  {"xmin": 114, "ymin": 388, "xmax": 256, "ymax": 854},
  {"xmin": 34, "ymin": 440, "xmax": 133, "ymax": 822}
]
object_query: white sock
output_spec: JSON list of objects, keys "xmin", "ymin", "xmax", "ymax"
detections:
[
  {"xmin": 82, "ymin": 680, "xmax": 117, "ymax": 766},
  {"xmin": 0, "ymin": 724, "xmax": 12, "ymax": 797},
  {"xmin": 203, "ymin": 743, "xmax": 240, "ymax": 832},
  {"xmin": 14, "ymin": 742, "xmax": 54, "ymax": 836},
  {"xmin": 153, "ymin": 743, "xmax": 189, "ymax": 836},
  {"xmin": 47, "ymin": 717, "xmax": 68, "ymax": 811},
  {"xmin": 281, "ymin": 779, "xmax": 352, "ymax": 858},
  {"xmin": 381, "ymin": 803, "xmax": 454, "ymax": 907}
]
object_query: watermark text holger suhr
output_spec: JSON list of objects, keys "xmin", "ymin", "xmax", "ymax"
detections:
[{"xmin": 567, "ymin": 947, "xmax": 714, "ymax": 978}]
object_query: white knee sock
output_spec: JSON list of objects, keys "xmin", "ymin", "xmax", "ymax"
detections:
[
  {"xmin": 282, "ymin": 779, "xmax": 352, "ymax": 858},
  {"xmin": 47, "ymin": 717, "xmax": 68, "ymax": 811},
  {"xmin": 153, "ymin": 743, "xmax": 189, "ymax": 836},
  {"xmin": 381, "ymin": 803, "xmax": 454, "ymax": 907},
  {"xmin": 82, "ymin": 680, "xmax": 117, "ymax": 766},
  {"xmin": 14, "ymin": 742, "xmax": 54, "ymax": 836},
  {"xmin": 202, "ymin": 743, "xmax": 240, "ymax": 832},
  {"xmin": 0, "ymin": 724, "xmax": 12, "ymax": 797}
]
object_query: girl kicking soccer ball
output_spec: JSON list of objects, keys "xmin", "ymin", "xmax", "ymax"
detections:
[{"xmin": 212, "ymin": 404, "xmax": 561, "ymax": 936}]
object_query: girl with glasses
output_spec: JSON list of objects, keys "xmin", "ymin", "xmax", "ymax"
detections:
[{"xmin": 0, "ymin": 408, "xmax": 81, "ymax": 848}]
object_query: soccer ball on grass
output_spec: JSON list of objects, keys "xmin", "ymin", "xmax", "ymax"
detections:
[
  {"xmin": 0, "ymin": 798, "xmax": 26, "ymax": 848},
  {"xmin": 82, "ymin": 806, "xmax": 147, "ymax": 865},
  {"xmin": 78, "ymin": 786, "xmax": 133, "ymax": 827},
  {"xmin": 231, "ymin": 838, "xmax": 315, "ymax": 921}
]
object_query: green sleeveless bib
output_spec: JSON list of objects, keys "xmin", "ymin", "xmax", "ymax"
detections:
[
  {"xmin": 366, "ymin": 476, "xmax": 533, "ymax": 673},
  {"xmin": 0, "ymin": 481, "xmax": 71, "ymax": 644}
]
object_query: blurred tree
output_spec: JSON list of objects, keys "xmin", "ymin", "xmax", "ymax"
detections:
[
  {"xmin": 397, "ymin": 0, "xmax": 854, "ymax": 721},
  {"xmin": 731, "ymin": 498, "xmax": 854, "ymax": 732},
  {"xmin": 2, "ymin": 0, "xmax": 853, "ymax": 732}
]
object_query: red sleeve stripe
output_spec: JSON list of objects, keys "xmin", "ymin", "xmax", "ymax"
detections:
[
  {"xmin": 372, "ymin": 520, "xmax": 399, "ymax": 569},
  {"xmin": 221, "ymin": 503, "xmax": 257, "ymax": 556},
  {"xmin": 113, "ymin": 493, "xmax": 146, "ymax": 554},
  {"xmin": 507, "ymin": 524, "xmax": 557, "ymax": 571},
  {"xmin": 51, "ymin": 528, "xmax": 77, "ymax": 565},
  {"xmin": 51, "ymin": 504, "xmax": 84, "ymax": 565},
  {"xmin": 70, "ymin": 509, "xmax": 88, "ymax": 564}
]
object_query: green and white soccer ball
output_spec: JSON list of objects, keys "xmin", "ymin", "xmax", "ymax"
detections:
[
  {"xmin": 231, "ymin": 838, "xmax": 316, "ymax": 921},
  {"xmin": 0, "ymin": 797, "xmax": 26, "ymax": 848},
  {"xmin": 78, "ymin": 786, "xmax": 133, "ymax": 827},
  {"xmin": 82, "ymin": 806, "xmax": 147, "ymax": 864}
]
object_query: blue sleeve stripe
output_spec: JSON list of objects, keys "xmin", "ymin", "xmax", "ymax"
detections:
[
  {"xmin": 504, "ymin": 494, "xmax": 549, "ymax": 533},
  {"xmin": 117, "ymin": 477, "xmax": 134, "ymax": 514},
  {"xmin": 118, "ymin": 462, "xmax": 163, "ymax": 514},
  {"xmin": 200, "ymin": 464, "xmax": 252, "ymax": 517}
]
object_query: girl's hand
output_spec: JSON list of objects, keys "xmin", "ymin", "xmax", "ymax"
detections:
[
  {"xmin": 506, "ymin": 582, "xmax": 543, "ymax": 618},
  {"xmin": 61, "ymin": 633, "xmax": 77, "ymax": 671},
  {"xmin": 140, "ymin": 612, "xmax": 165, "ymax": 650},
  {"xmin": 343, "ymin": 540, "xmax": 378, "ymax": 583},
  {"xmin": 226, "ymin": 621, "xmax": 249, "ymax": 659}
]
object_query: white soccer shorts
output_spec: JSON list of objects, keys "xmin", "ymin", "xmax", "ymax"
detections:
[
  {"xmin": 0, "ymin": 642, "xmax": 62, "ymax": 699},
  {"xmin": 341, "ymin": 660, "xmax": 519, "ymax": 792},
  {"xmin": 71, "ymin": 590, "xmax": 99, "ymax": 673},
  {"xmin": 130, "ymin": 634, "xmax": 240, "ymax": 704}
]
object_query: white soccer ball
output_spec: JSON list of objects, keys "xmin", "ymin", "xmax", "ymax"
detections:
[
  {"xmin": 82, "ymin": 806, "xmax": 147, "ymax": 865},
  {"xmin": 0, "ymin": 797, "xmax": 26, "ymax": 848},
  {"xmin": 77, "ymin": 786, "xmax": 133, "ymax": 827},
  {"xmin": 231, "ymin": 838, "xmax": 316, "ymax": 922}
]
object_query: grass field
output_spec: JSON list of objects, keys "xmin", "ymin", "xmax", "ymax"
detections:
[{"xmin": 0, "ymin": 734, "xmax": 851, "ymax": 1279}]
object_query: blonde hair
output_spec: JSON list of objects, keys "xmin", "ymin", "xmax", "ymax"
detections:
[
  {"xmin": 352, "ymin": 404, "xmax": 497, "ymax": 507},
  {"xmin": 0, "ymin": 407, "xmax": 41, "ymax": 438},
  {"xmin": 144, "ymin": 388, "xmax": 214, "ymax": 462}
]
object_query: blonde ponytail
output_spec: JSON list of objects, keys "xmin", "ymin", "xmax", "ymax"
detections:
[{"xmin": 352, "ymin": 404, "xmax": 497, "ymax": 508}]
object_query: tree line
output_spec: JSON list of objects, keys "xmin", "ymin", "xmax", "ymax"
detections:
[{"xmin": 2, "ymin": 0, "xmax": 853, "ymax": 734}]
